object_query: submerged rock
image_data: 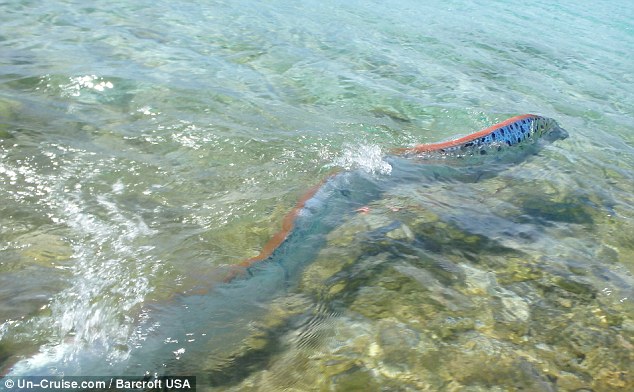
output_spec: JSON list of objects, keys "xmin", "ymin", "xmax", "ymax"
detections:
[
  {"xmin": 213, "ymin": 183, "xmax": 633, "ymax": 391},
  {"xmin": 0, "ymin": 97, "xmax": 21, "ymax": 138},
  {"xmin": 17, "ymin": 232, "xmax": 73, "ymax": 266},
  {"xmin": 552, "ymin": 275, "xmax": 597, "ymax": 299},
  {"xmin": 385, "ymin": 222, "xmax": 415, "ymax": 241}
]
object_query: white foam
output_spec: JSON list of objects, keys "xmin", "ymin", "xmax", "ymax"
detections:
[
  {"xmin": 48, "ymin": 191, "xmax": 158, "ymax": 363},
  {"xmin": 2, "ymin": 147, "xmax": 159, "ymax": 374},
  {"xmin": 333, "ymin": 144, "xmax": 392, "ymax": 175},
  {"xmin": 59, "ymin": 75, "xmax": 114, "ymax": 97}
]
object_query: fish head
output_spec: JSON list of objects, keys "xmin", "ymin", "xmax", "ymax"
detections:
[{"xmin": 533, "ymin": 116, "xmax": 569, "ymax": 143}]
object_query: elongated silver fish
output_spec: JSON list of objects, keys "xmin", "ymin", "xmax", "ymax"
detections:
[
  {"xmin": 234, "ymin": 114, "xmax": 566, "ymax": 276},
  {"xmin": 394, "ymin": 114, "xmax": 567, "ymax": 157},
  {"xmin": 4, "ymin": 114, "xmax": 568, "ymax": 382}
]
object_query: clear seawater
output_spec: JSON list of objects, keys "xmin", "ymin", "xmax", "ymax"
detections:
[{"xmin": 0, "ymin": 0, "xmax": 632, "ymax": 390}]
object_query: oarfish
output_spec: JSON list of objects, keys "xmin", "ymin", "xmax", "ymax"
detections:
[
  {"xmin": 235, "ymin": 114, "xmax": 567, "ymax": 276},
  {"xmin": 394, "ymin": 114, "xmax": 566, "ymax": 157},
  {"xmin": 4, "ymin": 114, "xmax": 567, "ymax": 380}
]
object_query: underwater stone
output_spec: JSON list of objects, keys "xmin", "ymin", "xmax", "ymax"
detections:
[
  {"xmin": 361, "ymin": 213, "xmax": 397, "ymax": 232},
  {"xmin": 378, "ymin": 320, "xmax": 420, "ymax": 349},
  {"xmin": 593, "ymin": 368, "xmax": 630, "ymax": 390},
  {"xmin": 520, "ymin": 196, "xmax": 595, "ymax": 224},
  {"xmin": 385, "ymin": 223, "xmax": 415, "ymax": 241},
  {"xmin": 497, "ymin": 257, "xmax": 544, "ymax": 284},
  {"xmin": 330, "ymin": 367, "xmax": 379, "ymax": 391},
  {"xmin": 491, "ymin": 286, "xmax": 531, "ymax": 323},
  {"xmin": 324, "ymin": 210, "xmax": 394, "ymax": 248},
  {"xmin": 552, "ymin": 275, "xmax": 597, "ymax": 299},
  {"xmin": 299, "ymin": 247, "xmax": 360, "ymax": 297},
  {"xmin": 556, "ymin": 297, "xmax": 573, "ymax": 308},
  {"xmin": 391, "ymin": 263, "xmax": 472, "ymax": 312},
  {"xmin": 481, "ymin": 285, "xmax": 532, "ymax": 342},
  {"xmin": 258, "ymin": 294, "xmax": 314, "ymax": 330},
  {"xmin": 350, "ymin": 286, "xmax": 400, "ymax": 320},
  {"xmin": 410, "ymin": 208, "xmax": 441, "ymax": 225},
  {"xmin": 202, "ymin": 298, "xmax": 324, "ymax": 389},
  {"xmin": 429, "ymin": 316, "xmax": 476, "ymax": 341},
  {"xmin": 327, "ymin": 281, "xmax": 346, "ymax": 296},
  {"xmin": 553, "ymin": 370, "xmax": 591, "ymax": 391},
  {"xmin": 242, "ymin": 334, "xmax": 268, "ymax": 351},
  {"xmin": 18, "ymin": 232, "xmax": 73, "ymax": 265},
  {"xmin": 462, "ymin": 264, "xmax": 497, "ymax": 295},
  {"xmin": 0, "ymin": 341, "xmax": 11, "ymax": 369},
  {"xmin": 370, "ymin": 106, "xmax": 411, "ymax": 123},
  {"xmin": 438, "ymin": 344, "xmax": 515, "ymax": 388},
  {"xmin": 0, "ymin": 97, "xmax": 21, "ymax": 137},
  {"xmin": 596, "ymin": 244, "xmax": 619, "ymax": 264},
  {"xmin": 622, "ymin": 318, "xmax": 634, "ymax": 334}
]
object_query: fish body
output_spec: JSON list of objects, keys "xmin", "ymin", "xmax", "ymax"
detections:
[
  {"xmin": 394, "ymin": 114, "xmax": 566, "ymax": 157},
  {"xmin": 3, "ymin": 114, "xmax": 567, "ymax": 379}
]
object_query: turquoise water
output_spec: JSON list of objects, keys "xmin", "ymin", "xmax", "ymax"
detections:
[{"xmin": 1, "ymin": 0, "xmax": 633, "ymax": 390}]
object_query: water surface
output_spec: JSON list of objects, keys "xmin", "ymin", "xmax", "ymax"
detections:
[{"xmin": 1, "ymin": 0, "xmax": 632, "ymax": 390}]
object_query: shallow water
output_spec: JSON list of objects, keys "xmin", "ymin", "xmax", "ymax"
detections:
[{"xmin": 1, "ymin": 0, "xmax": 633, "ymax": 390}]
